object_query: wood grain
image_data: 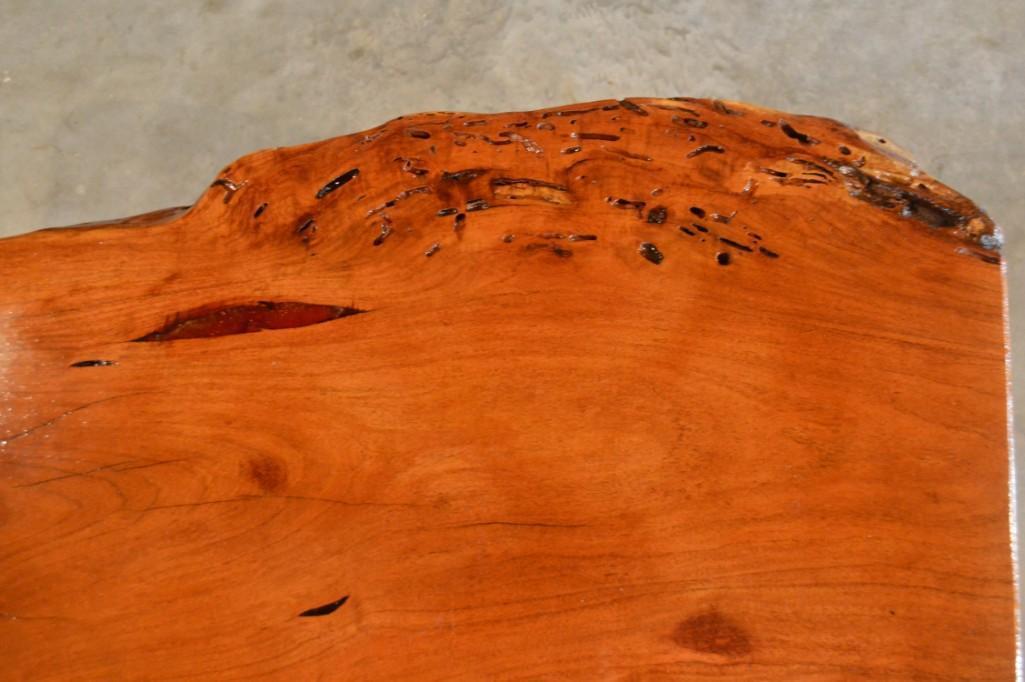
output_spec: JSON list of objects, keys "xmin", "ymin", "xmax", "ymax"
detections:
[{"xmin": 0, "ymin": 97, "xmax": 1014, "ymax": 680}]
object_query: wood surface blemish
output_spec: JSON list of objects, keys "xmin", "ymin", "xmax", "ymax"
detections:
[
  {"xmin": 672, "ymin": 610, "xmax": 752, "ymax": 658},
  {"xmin": 298, "ymin": 595, "xmax": 349, "ymax": 618},
  {"xmin": 132, "ymin": 301, "xmax": 364, "ymax": 342},
  {"xmin": 244, "ymin": 455, "xmax": 288, "ymax": 494}
]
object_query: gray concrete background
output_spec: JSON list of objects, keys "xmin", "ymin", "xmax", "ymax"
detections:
[{"xmin": 1, "ymin": 0, "xmax": 1023, "ymax": 616}]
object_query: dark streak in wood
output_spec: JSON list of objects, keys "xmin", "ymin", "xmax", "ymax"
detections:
[
  {"xmin": 719, "ymin": 237, "xmax": 753, "ymax": 252},
  {"xmin": 572, "ymin": 132, "xmax": 621, "ymax": 141}
]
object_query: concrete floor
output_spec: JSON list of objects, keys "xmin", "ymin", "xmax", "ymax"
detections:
[{"xmin": 1, "ymin": 0, "xmax": 1023, "ymax": 611}]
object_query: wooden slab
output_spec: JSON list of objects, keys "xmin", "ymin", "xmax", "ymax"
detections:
[{"xmin": 0, "ymin": 98, "xmax": 1015, "ymax": 680}]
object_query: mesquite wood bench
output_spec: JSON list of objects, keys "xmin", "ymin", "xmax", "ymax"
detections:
[{"xmin": 0, "ymin": 98, "xmax": 1014, "ymax": 680}]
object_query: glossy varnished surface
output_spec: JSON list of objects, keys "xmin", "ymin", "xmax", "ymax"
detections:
[{"xmin": 0, "ymin": 98, "xmax": 1014, "ymax": 680}]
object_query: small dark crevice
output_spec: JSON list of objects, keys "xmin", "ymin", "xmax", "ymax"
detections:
[
  {"xmin": 253, "ymin": 203, "xmax": 268, "ymax": 218},
  {"xmin": 647, "ymin": 206, "xmax": 668, "ymax": 224},
  {"xmin": 372, "ymin": 223, "xmax": 392, "ymax": 246},
  {"xmin": 719, "ymin": 237, "xmax": 753, "ymax": 252},
  {"xmin": 778, "ymin": 121, "xmax": 820, "ymax": 145},
  {"xmin": 541, "ymin": 106, "xmax": 604, "ymax": 119},
  {"xmin": 606, "ymin": 196, "xmax": 646, "ymax": 213},
  {"xmin": 299, "ymin": 595, "xmax": 349, "ymax": 617},
  {"xmin": 315, "ymin": 168, "xmax": 360, "ymax": 199},
  {"xmin": 70, "ymin": 360, "xmax": 117, "ymax": 368},
  {"xmin": 686, "ymin": 144, "xmax": 725, "ymax": 158},
  {"xmin": 442, "ymin": 168, "xmax": 487, "ymax": 183},
  {"xmin": 296, "ymin": 217, "xmax": 317, "ymax": 243},
  {"xmin": 638, "ymin": 242, "xmax": 664, "ymax": 264},
  {"xmin": 653, "ymin": 104, "xmax": 701, "ymax": 115},
  {"xmin": 618, "ymin": 99, "xmax": 649, "ymax": 116},
  {"xmin": 366, "ymin": 199, "xmax": 397, "ymax": 217},
  {"xmin": 491, "ymin": 177, "xmax": 569, "ymax": 191},
  {"xmin": 672, "ymin": 116, "xmax": 707, "ymax": 129},
  {"xmin": 524, "ymin": 242, "xmax": 572, "ymax": 258},
  {"xmin": 572, "ymin": 132, "xmax": 620, "ymax": 141},
  {"xmin": 396, "ymin": 156, "xmax": 429, "ymax": 176},
  {"xmin": 711, "ymin": 100, "xmax": 744, "ymax": 116},
  {"xmin": 787, "ymin": 157, "xmax": 835, "ymax": 176}
]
